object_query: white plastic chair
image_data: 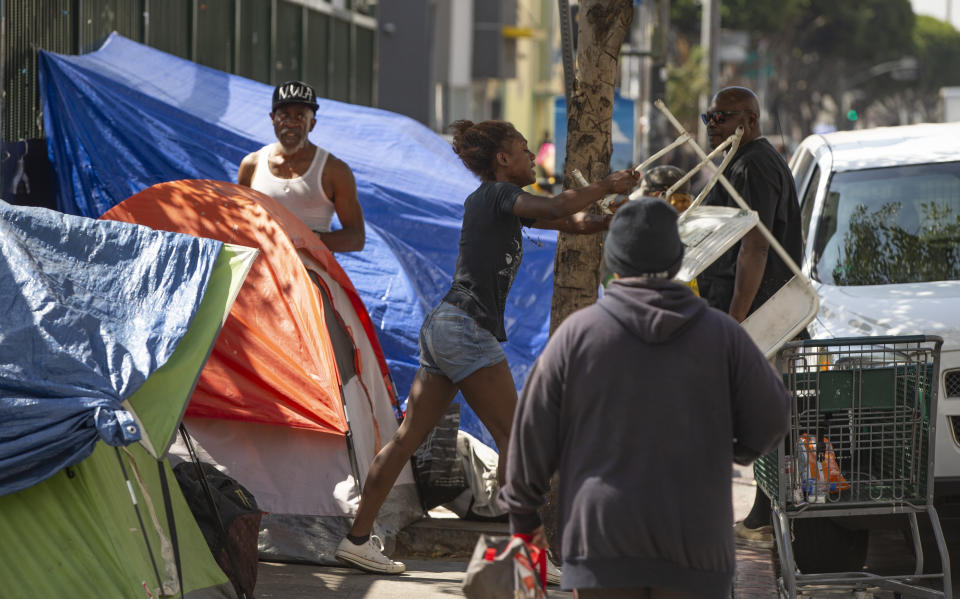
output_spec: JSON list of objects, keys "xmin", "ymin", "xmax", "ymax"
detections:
[
  {"xmin": 654, "ymin": 99, "xmax": 818, "ymax": 358},
  {"xmin": 577, "ymin": 100, "xmax": 818, "ymax": 359}
]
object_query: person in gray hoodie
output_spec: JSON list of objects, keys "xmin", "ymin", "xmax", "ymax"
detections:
[{"xmin": 498, "ymin": 197, "xmax": 790, "ymax": 598}]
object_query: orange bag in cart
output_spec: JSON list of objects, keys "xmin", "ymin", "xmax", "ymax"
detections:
[{"xmin": 796, "ymin": 434, "xmax": 850, "ymax": 495}]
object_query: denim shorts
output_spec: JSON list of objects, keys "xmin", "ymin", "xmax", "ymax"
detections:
[{"xmin": 419, "ymin": 301, "xmax": 506, "ymax": 383}]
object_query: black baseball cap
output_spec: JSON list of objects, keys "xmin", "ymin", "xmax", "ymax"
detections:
[
  {"xmin": 272, "ymin": 80, "xmax": 319, "ymax": 112},
  {"xmin": 643, "ymin": 165, "xmax": 690, "ymax": 194}
]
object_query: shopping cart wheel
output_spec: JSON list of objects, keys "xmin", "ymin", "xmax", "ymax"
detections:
[
  {"xmin": 776, "ymin": 577, "xmax": 789, "ymax": 599},
  {"xmin": 792, "ymin": 518, "xmax": 868, "ymax": 573}
]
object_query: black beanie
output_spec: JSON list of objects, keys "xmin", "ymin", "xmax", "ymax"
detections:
[{"xmin": 604, "ymin": 196, "xmax": 684, "ymax": 278}]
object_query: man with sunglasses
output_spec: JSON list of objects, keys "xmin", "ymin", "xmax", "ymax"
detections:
[{"xmin": 696, "ymin": 86, "xmax": 803, "ymax": 548}]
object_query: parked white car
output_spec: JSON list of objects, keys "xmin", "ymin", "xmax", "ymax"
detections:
[{"xmin": 790, "ymin": 123, "xmax": 960, "ymax": 496}]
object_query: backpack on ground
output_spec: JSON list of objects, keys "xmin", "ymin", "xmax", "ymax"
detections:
[{"xmin": 174, "ymin": 460, "xmax": 261, "ymax": 599}]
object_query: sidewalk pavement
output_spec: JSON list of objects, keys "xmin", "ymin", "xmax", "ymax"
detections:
[
  {"xmin": 254, "ymin": 464, "xmax": 780, "ymax": 598},
  {"xmin": 733, "ymin": 546, "xmax": 778, "ymax": 598},
  {"xmin": 256, "ymin": 553, "xmax": 775, "ymax": 599},
  {"xmin": 256, "ymin": 559, "xmax": 574, "ymax": 598},
  {"xmin": 731, "ymin": 462, "xmax": 779, "ymax": 598}
]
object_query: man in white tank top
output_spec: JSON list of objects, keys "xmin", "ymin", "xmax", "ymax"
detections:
[{"xmin": 238, "ymin": 80, "xmax": 365, "ymax": 252}]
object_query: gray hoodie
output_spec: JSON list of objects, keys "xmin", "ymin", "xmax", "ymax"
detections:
[{"xmin": 499, "ymin": 278, "xmax": 789, "ymax": 596}]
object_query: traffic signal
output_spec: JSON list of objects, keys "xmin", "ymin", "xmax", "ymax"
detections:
[{"xmin": 846, "ymin": 109, "xmax": 858, "ymax": 122}]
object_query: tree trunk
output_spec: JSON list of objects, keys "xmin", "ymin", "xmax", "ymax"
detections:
[
  {"xmin": 549, "ymin": 0, "xmax": 634, "ymax": 334},
  {"xmin": 542, "ymin": 0, "xmax": 633, "ymax": 564}
]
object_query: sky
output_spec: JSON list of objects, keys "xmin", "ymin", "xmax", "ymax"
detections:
[{"xmin": 912, "ymin": 0, "xmax": 960, "ymax": 29}]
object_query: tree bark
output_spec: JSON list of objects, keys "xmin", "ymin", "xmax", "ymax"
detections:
[
  {"xmin": 549, "ymin": 0, "xmax": 634, "ymax": 334},
  {"xmin": 542, "ymin": 0, "xmax": 633, "ymax": 564}
]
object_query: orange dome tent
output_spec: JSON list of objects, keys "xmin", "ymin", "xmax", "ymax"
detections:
[{"xmin": 101, "ymin": 179, "xmax": 421, "ymax": 564}]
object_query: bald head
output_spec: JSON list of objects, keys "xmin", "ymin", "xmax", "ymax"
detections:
[
  {"xmin": 706, "ymin": 86, "xmax": 761, "ymax": 148},
  {"xmin": 713, "ymin": 87, "xmax": 759, "ymax": 113}
]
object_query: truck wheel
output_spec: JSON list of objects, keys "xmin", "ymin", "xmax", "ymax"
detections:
[{"xmin": 791, "ymin": 518, "xmax": 869, "ymax": 573}]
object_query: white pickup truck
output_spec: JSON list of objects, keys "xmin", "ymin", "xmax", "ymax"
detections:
[{"xmin": 789, "ymin": 123, "xmax": 960, "ymax": 498}]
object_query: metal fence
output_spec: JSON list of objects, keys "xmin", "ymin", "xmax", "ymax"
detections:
[{"xmin": 1, "ymin": 0, "xmax": 377, "ymax": 142}]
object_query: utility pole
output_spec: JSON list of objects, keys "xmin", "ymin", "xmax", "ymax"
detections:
[
  {"xmin": 632, "ymin": 0, "xmax": 649, "ymax": 164},
  {"xmin": 698, "ymin": 0, "xmax": 719, "ymax": 146},
  {"xmin": 637, "ymin": 0, "xmax": 670, "ymax": 164}
]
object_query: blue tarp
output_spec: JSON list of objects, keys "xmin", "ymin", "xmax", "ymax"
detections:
[
  {"xmin": 38, "ymin": 33, "xmax": 559, "ymax": 448},
  {"xmin": 0, "ymin": 201, "xmax": 221, "ymax": 496}
]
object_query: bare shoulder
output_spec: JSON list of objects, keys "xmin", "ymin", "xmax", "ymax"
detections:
[
  {"xmin": 244, "ymin": 147, "xmax": 265, "ymax": 164},
  {"xmin": 323, "ymin": 152, "xmax": 357, "ymax": 185},
  {"xmin": 324, "ymin": 153, "xmax": 353, "ymax": 175},
  {"xmin": 237, "ymin": 149, "xmax": 261, "ymax": 186}
]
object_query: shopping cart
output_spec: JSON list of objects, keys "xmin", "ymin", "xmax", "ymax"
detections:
[{"xmin": 755, "ymin": 335, "xmax": 950, "ymax": 598}]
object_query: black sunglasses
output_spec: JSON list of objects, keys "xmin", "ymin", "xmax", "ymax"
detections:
[{"xmin": 700, "ymin": 110, "xmax": 754, "ymax": 125}]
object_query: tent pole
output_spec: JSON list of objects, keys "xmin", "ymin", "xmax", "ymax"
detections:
[
  {"xmin": 114, "ymin": 448, "xmax": 165, "ymax": 596},
  {"xmin": 340, "ymin": 390, "xmax": 364, "ymax": 494},
  {"xmin": 157, "ymin": 462, "xmax": 185, "ymax": 599}
]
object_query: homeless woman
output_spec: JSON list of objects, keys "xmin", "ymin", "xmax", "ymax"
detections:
[{"xmin": 335, "ymin": 119, "xmax": 640, "ymax": 573}]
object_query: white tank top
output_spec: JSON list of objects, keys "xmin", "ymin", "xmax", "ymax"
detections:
[{"xmin": 250, "ymin": 143, "xmax": 335, "ymax": 232}]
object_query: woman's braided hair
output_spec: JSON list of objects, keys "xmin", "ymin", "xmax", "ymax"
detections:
[{"xmin": 449, "ymin": 120, "xmax": 521, "ymax": 181}]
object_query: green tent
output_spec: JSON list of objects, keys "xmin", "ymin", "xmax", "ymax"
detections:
[{"xmin": 0, "ymin": 242, "xmax": 257, "ymax": 599}]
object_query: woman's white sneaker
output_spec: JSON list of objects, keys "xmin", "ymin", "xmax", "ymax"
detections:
[{"xmin": 335, "ymin": 535, "xmax": 406, "ymax": 574}]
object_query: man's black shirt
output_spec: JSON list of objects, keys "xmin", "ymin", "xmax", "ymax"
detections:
[
  {"xmin": 697, "ymin": 138, "xmax": 802, "ymax": 315},
  {"xmin": 443, "ymin": 181, "xmax": 534, "ymax": 341}
]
